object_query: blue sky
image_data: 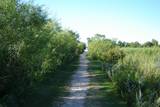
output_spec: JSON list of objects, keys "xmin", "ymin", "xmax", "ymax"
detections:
[{"xmin": 34, "ymin": 0, "xmax": 160, "ymax": 43}]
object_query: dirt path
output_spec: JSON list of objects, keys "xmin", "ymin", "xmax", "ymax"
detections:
[
  {"xmin": 53, "ymin": 54, "xmax": 126, "ymax": 107},
  {"xmin": 53, "ymin": 53, "xmax": 90, "ymax": 107}
]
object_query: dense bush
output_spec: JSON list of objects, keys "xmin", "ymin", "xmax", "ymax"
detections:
[
  {"xmin": 88, "ymin": 34, "xmax": 160, "ymax": 107},
  {"xmin": 113, "ymin": 48, "xmax": 160, "ymax": 107},
  {"xmin": 87, "ymin": 34, "xmax": 125, "ymax": 78},
  {"xmin": 0, "ymin": 0, "xmax": 85, "ymax": 106}
]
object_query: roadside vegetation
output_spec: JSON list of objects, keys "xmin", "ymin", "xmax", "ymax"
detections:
[
  {"xmin": 87, "ymin": 34, "xmax": 160, "ymax": 107},
  {"xmin": 85, "ymin": 61, "xmax": 126, "ymax": 107},
  {"xmin": 0, "ymin": 0, "xmax": 85, "ymax": 106}
]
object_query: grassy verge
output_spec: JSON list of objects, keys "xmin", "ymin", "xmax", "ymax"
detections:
[
  {"xmin": 85, "ymin": 61, "xmax": 126, "ymax": 107},
  {"xmin": 23, "ymin": 58, "xmax": 80, "ymax": 107}
]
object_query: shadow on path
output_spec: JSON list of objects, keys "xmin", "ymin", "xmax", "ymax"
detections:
[
  {"xmin": 23, "ymin": 59, "xmax": 79, "ymax": 107},
  {"xmin": 85, "ymin": 61, "xmax": 127, "ymax": 107},
  {"xmin": 53, "ymin": 53, "xmax": 90, "ymax": 107}
]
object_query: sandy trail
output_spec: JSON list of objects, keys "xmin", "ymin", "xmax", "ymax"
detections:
[{"xmin": 53, "ymin": 53, "xmax": 90, "ymax": 107}]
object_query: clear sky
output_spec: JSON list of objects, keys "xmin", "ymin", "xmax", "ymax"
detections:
[{"xmin": 33, "ymin": 0, "xmax": 160, "ymax": 43}]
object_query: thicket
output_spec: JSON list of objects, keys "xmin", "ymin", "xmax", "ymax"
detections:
[
  {"xmin": 88, "ymin": 34, "xmax": 160, "ymax": 107},
  {"xmin": 87, "ymin": 34, "xmax": 124, "ymax": 77},
  {"xmin": 0, "ymin": 0, "xmax": 85, "ymax": 106},
  {"xmin": 113, "ymin": 48, "xmax": 160, "ymax": 107}
]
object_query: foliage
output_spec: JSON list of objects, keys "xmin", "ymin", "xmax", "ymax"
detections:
[
  {"xmin": 88, "ymin": 34, "xmax": 160, "ymax": 107},
  {"xmin": 87, "ymin": 34, "xmax": 125, "ymax": 73},
  {"xmin": 117, "ymin": 39, "xmax": 159, "ymax": 48},
  {"xmin": 0, "ymin": 0, "xmax": 85, "ymax": 106},
  {"xmin": 113, "ymin": 48, "xmax": 160, "ymax": 107},
  {"xmin": 88, "ymin": 34, "xmax": 124, "ymax": 63}
]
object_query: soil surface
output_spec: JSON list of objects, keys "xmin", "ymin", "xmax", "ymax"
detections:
[{"xmin": 53, "ymin": 53, "xmax": 90, "ymax": 107}]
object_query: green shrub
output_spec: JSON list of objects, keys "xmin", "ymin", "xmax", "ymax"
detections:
[
  {"xmin": 0, "ymin": 0, "xmax": 85, "ymax": 106},
  {"xmin": 113, "ymin": 48, "xmax": 160, "ymax": 107},
  {"xmin": 87, "ymin": 34, "xmax": 125, "ymax": 72}
]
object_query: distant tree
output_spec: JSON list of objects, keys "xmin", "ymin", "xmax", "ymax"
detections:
[
  {"xmin": 117, "ymin": 41, "xmax": 123, "ymax": 47},
  {"xmin": 117, "ymin": 41, "xmax": 130, "ymax": 47},
  {"xmin": 143, "ymin": 41, "xmax": 153, "ymax": 47},
  {"xmin": 129, "ymin": 41, "xmax": 141, "ymax": 47},
  {"xmin": 124, "ymin": 42, "xmax": 130, "ymax": 47},
  {"xmin": 88, "ymin": 34, "xmax": 106, "ymax": 43},
  {"xmin": 117, "ymin": 41, "xmax": 141, "ymax": 47},
  {"xmin": 111, "ymin": 38, "xmax": 118, "ymax": 45},
  {"xmin": 152, "ymin": 39, "xmax": 158, "ymax": 46},
  {"xmin": 95, "ymin": 34, "xmax": 105, "ymax": 39}
]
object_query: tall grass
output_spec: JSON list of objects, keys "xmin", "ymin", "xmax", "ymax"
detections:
[{"xmin": 113, "ymin": 47, "xmax": 160, "ymax": 107}]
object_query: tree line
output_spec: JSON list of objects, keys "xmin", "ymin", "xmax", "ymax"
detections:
[
  {"xmin": 117, "ymin": 39, "xmax": 159, "ymax": 47},
  {"xmin": 88, "ymin": 34, "xmax": 160, "ymax": 48},
  {"xmin": 0, "ymin": 0, "xmax": 85, "ymax": 106}
]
